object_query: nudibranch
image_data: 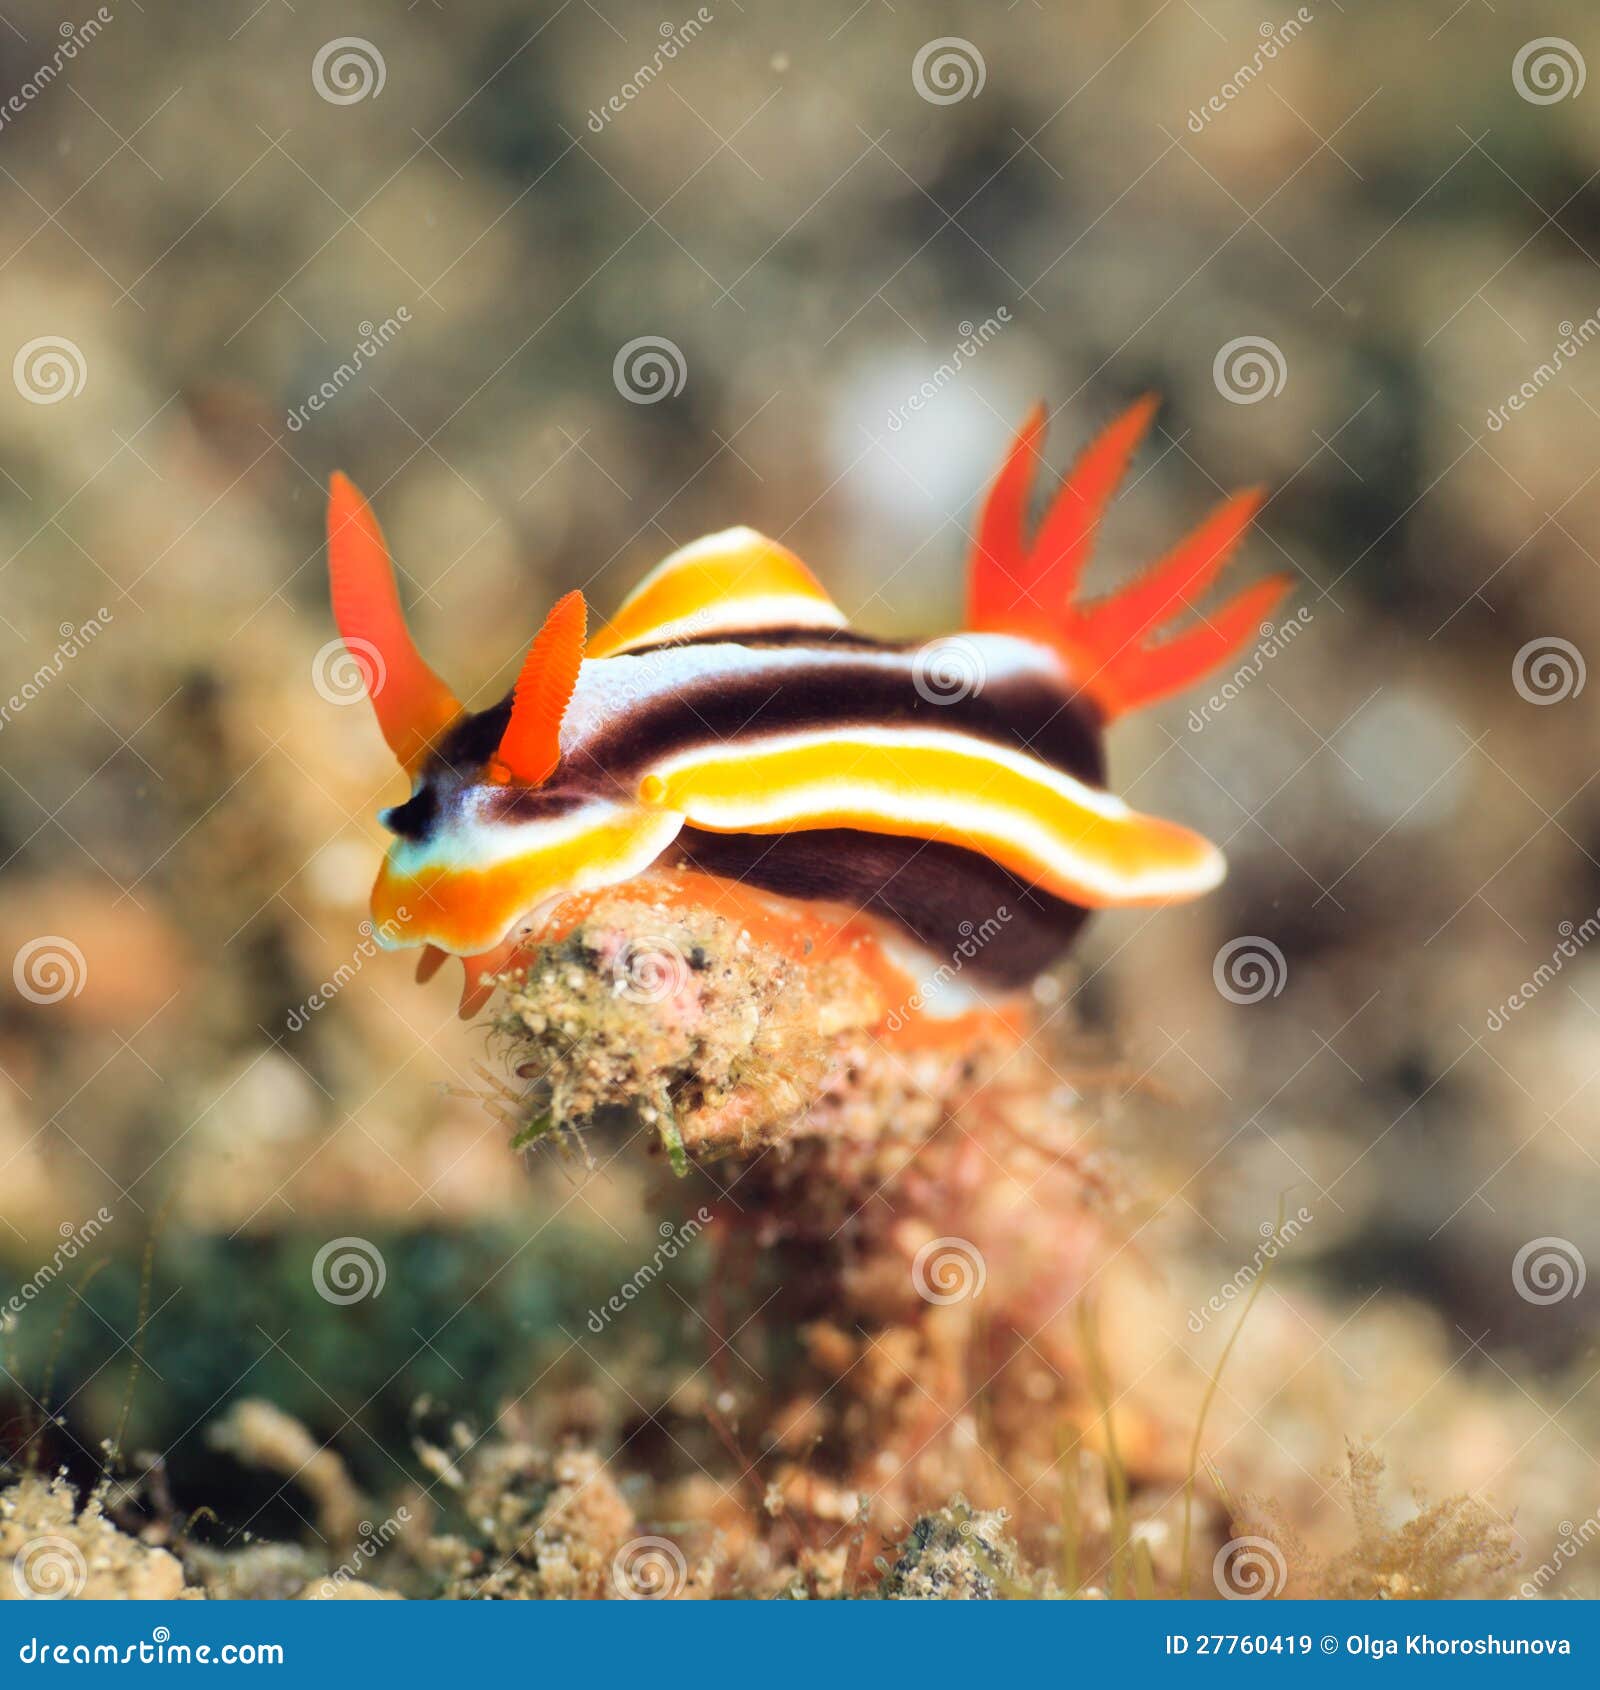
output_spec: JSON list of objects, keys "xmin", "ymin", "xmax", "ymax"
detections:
[{"xmin": 326, "ymin": 399, "xmax": 1285, "ymax": 1021}]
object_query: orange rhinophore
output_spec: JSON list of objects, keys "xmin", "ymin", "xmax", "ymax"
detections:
[
  {"xmin": 489, "ymin": 590, "xmax": 587, "ymax": 787},
  {"xmin": 325, "ymin": 403, "xmax": 1289, "ymax": 1017},
  {"xmin": 326, "ymin": 472, "xmax": 461, "ymax": 770}
]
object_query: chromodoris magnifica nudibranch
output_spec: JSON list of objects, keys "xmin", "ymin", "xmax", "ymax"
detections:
[{"xmin": 326, "ymin": 399, "xmax": 1286, "ymax": 1019}]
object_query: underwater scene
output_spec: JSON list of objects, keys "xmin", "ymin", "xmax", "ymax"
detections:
[{"xmin": 1, "ymin": 0, "xmax": 1598, "ymax": 1610}]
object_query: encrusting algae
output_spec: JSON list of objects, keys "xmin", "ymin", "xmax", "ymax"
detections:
[
  {"xmin": 483, "ymin": 867, "xmax": 1014, "ymax": 1163},
  {"xmin": 478, "ymin": 868, "xmax": 1119, "ymax": 1529},
  {"xmin": 1227, "ymin": 1444, "xmax": 1520, "ymax": 1602}
]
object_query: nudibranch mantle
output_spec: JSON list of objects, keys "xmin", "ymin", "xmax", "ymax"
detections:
[{"xmin": 327, "ymin": 398, "xmax": 1287, "ymax": 1016}]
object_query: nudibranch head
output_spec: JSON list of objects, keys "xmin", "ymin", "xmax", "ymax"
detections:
[
  {"xmin": 365, "ymin": 745, "xmax": 682, "ymax": 965},
  {"xmin": 327, "ymin": 474, "xmax": 678, "ymax": 967}
]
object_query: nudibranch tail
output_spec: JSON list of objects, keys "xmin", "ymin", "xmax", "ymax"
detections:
[
  {"xmin": 967, "ymin": 402, "xmax": 1289, "ymax": 718},
  {"xmin": 326, "ymin": 473, "xmax": 461, "ymax": 771}
]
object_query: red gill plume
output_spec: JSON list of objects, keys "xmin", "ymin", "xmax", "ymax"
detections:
[{"xmin": 967, "ymin": 400, "xmax": 1288, "ymax": 718}]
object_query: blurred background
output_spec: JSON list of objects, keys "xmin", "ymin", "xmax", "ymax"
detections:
[{"xmin": 1, "ymin": 0, "xmax": 1599, "ymax": 1590}]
